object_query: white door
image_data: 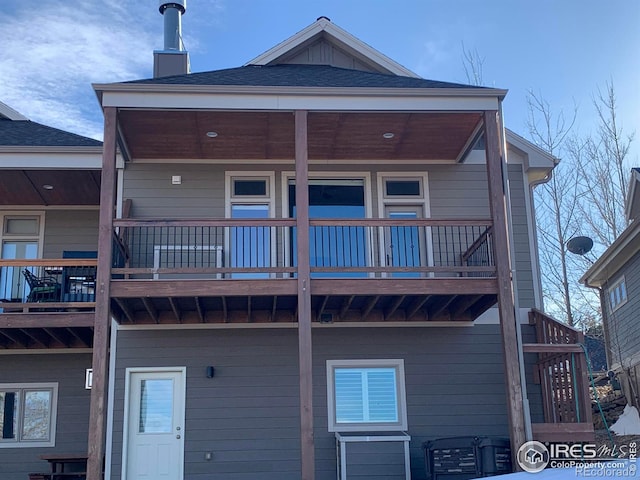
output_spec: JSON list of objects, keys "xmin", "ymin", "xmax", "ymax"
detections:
[{"xmin": 124, "ymin": 369, "xmax": 185, "ymax": 480}]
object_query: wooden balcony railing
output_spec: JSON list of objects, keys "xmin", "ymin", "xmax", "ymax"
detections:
[
  {"xmin": 524, "ymin": 309, "xmax": 594, "ymax": 442},
  {"xmin": 0, "ymin": 259, "xmax": 97, "ymax": 311},
  {"xmin": 112, "ymin": 218, "xmax": 495, "ymax": 279}
]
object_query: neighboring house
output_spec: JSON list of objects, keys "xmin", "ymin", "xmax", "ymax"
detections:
[
  {"xmin": 1, "ymin": 10, "xmax": 594, "ymax": 480},
  {"xmin": 582, "ymin": 167, "xmax": 640, "ymax": 408},
  {"xmin": 0, "ymin": 101, "xmax": 103, "ymax": 478}
]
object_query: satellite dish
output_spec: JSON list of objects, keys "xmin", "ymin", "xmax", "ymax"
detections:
[{"xmin": 566, "ymin": 236, "xmax": 594, "ymax": 255}]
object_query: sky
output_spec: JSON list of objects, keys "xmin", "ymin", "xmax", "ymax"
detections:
[{"xmin": 1, "ymin": 0, "xmax": 638, "ymax": 162}]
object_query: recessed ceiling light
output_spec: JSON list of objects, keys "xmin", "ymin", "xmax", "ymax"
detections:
[
  {"xmin": 383, "ymin": 132, "xmax": 395, "ymax": 139},
  {"xmin": 206, "ymin": 131, "xmax": 218, "ymax": 138},
  {"xmin": 42, "ymin": 184, "xmax": 54, "ymax": 190}
]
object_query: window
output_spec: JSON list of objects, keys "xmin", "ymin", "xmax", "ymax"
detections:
[
  {"xmin": 0, "ymin": 383, "xmax": 58, "ymax": 447},
  {"xmin": 327, "ymin": 360, "xmax": 407, "ymax": 432},
  {"xmin": 608, "ymin": 277, "xmax": 627, "ymax": 312}
]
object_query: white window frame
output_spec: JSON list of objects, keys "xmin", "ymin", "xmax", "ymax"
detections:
[
  {"xmin": 225, "ymin": 172, "xmax": 276, "ymax": 277},
  {"xmin": 0, "ymin": 212, "xmax": 45, "ymax": 257},
  {"xmin": 608, "ymin": 277, "xmax": 627, "ymax": 312},
  {"xmin": 326, "ymin": 359, "xmax": 407, "ymax": 433},
  {"xmin": 376, "ymin": 173, "xmax": 433, "ymax": 274},
  {"xmin": 0, "ymin": 382, "xmax": 58, "ymax": 448}
]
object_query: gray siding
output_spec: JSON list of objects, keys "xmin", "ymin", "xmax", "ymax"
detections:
[
  {"xmin": 43, "ymin": 210, "xmax": 99, "ymax": 258},
  {"xmin": 110, "ymin": 325, "xmax": 541, "ymax": 480},
  {"xmin": 276, "ymin": 38, "xmax": 380, "ymax": 73},
  {"xmin": 0, "ymin": 353, "xmax": 92, "ymax": 480},
  {"xmin": 122, "ymin": 162, "xmax": 536, "ymax": 306},
  {"xmin": 604, "ymin": 248, "xmax": 640, "ymax": 367}
]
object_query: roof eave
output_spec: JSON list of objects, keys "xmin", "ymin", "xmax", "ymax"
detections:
[
  {"xmin": 580, "ymin": 221, "xmax": 640, "ymax": 287},
  {"xmin": 92, "ymin": 82, "xmax": 508, "ymax": 99}
]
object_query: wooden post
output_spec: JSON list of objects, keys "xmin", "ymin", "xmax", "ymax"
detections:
[
  {"xmin": 295, "ymin": 110, "xmax": 315, "ymax": 480},
  {"xmin": 483, "ymin": 110, "xmax": 527, "ymax": 458},
  {"xmin": 87, "ymin": 106, "xmax": 117, "ymax": 480}
]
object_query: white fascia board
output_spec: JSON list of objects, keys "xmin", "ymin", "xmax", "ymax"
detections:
[
  {"xmin": 0, "ymin": 101, "xmax": 29, "ymax": 120},
  {"xmin": 0, "ymin": 150, "xmax": 124, "ymax": 169},
  {"xmin": 100, "ymin": 89, "xmax": 502, "ymax": 112},
  {"xmin": 246, "ymin": 18, "xmax": 419, "ymax": 78},
  {"xmin": 505, "ymin": 129, "xmax": 557, "ymax": 169},
  {"xmin": 581, "ymin": 221, "xmax": 640, "ymax": 287}
]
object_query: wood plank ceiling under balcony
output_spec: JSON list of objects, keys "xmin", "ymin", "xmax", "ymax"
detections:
[
  {"xmin": 0, "ymin": 170, "xmax": 101, "ymax": 206},
  {"xmin": 117, "ymin": 110, "xmax": 483, "ymax": 161}
]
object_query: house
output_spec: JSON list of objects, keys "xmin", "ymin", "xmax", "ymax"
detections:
[
  {"xmin": 1, "ymin": 7, "xmax": 595, "ymax": 480},
  {"xmin": 0, "ymin": 100, "xmax": 103, "ymax": 478},
  {"xmin": 582, "ymin": 167, "xmax": 640, "ymax": 409}
]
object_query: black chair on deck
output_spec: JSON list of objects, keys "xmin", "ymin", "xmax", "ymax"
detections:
[{"xmin": 22, "ymin": 269, "xmax": 61, "ymax": 302}]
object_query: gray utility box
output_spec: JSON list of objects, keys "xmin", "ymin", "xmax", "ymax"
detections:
[{"xmin": 423, "ymin": 436, "xmax": 511, "ymax": 480}]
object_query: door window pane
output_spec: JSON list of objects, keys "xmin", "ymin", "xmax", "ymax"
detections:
[
  {"xmin": 231, "ymin": 204, "xmax": 270, "ymax": 278},
  {"xmin": 139, "ymin": 379, "xmax": 173, "ymax": 434}
]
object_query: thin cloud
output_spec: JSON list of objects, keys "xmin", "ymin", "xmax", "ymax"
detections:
[{"xmin": 0, "ymin": 0, "xmax": 159, "ymax": 139}]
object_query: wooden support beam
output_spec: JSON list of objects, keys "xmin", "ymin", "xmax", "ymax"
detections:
[
  {"xmin": 21, "ymin": 328, "xmax": 50, "ymax": 348},
  {"xmin": 142, "ymin": 297, "xmax": 158, "ymax": 323},
  {"xmin": 316, "ymin": 296, "xmax": 329, "ymax": 321},
  {"xmin": 339, "ymin": 295, "xmax": 355, "ymax": 318},
  {"xmin": 484, "ymin": 109, "xmax": 526, "ymax": 460},
  {"xmin": 194, "ymin": 297, "xmax": 205, "ymax": 323},
  {"xmin": 115, "ymin": 298, "xmax": 135, "ymax": 324},
  {"xmin": 221, "ymin": 297, "xmax": 228, "ymax": 323},
  {"xmin": 247, "ymin": 296, "xmax": 252, "ymax": 323},
  {"xmin": 361, "ymin": 295, "xmax": 379, "ymax": 319},
  {"xmin": 271, "ymin": 296, "xmax": 278, "ymax": 322},
  {"xmin": 42, "ymin": 328, "xmax": 69, "ymax": 347},
  {"xmin": 66, "ymin": 327, "xmax": 91, "ymax": 348},
  {"xmin": 0, "ymin": 313, "xmax": 95, "ymax": 329},
  {"xmin": 168, "ymin": 297, "xmax": 181, "ymax": 323},
  {"xmin": 0, "ymin": 329, "xmax": 27, "ymax": 348},
  {"xmin": 88, "ymin": 106, "xmax": 117, "ymax": 480},
  {"xmin": 295, "ymin": 109, "xmax": 315, "ymax": 480},
  {"xmin": 428, "ymin": 295, "xmax": 457, "ymax": 320},
  {"xmin": 384, "ymin": 295, "xmax": 405, "ymax": 320},
  {"xmin": 406, "ymin": 295, "xmax": 430, "ymax": 320}
]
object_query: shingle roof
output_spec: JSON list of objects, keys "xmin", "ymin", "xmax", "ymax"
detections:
[
  {"xmin": 0, "ymin": 119, "xmax": 102, "ymax": 147},
  {"xmin": 126, "ymin": 64, "xmax": 485, "ymax": 89}
]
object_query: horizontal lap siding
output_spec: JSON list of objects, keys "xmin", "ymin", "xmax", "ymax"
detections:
[
  {"xmin": 42, "ymin": 210, "xmax": 99, "ymax": 258},
  {"xmin": 111, "ymin": 329, "xmax": 301, "ymax": 480},
  {"xmin": 0, "ymin": 353, "xmax": 92, "ymax": 480},
  {"xmin": 110, "ymin": 325, "xmax": 536, "ymax": 480},
  {"xmin": 313, "ymin": 326, "xmax": 510, "ymax": 480},
  {"xmin": 605, "ymin": 249, "xmax": 640, "ymax": 367}
]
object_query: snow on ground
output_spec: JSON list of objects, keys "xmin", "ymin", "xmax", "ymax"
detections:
[{"xmin": 610, "ymin": 405, "xmax": 640, "ymax": 435}]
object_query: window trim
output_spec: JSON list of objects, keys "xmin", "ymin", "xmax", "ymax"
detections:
[
  {"xmin": 0, "ymin": 382, "xmax": 58, "ymax": 448},
  {"xmin": 608, "ymin": 276, "xmax": 628, "ymax": 312},
  {"xmin": 0, "ymin": 212, "xmax": 45, "ymax": 258},
  {"xmin": 326, "ymin": 359, "xmax": 407, "ymax": 433}
]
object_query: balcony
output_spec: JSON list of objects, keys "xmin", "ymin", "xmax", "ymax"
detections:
[
  {"xmin": 0, "ymin": 259, "xmax": 97, "ymax": 349},
  {"xmin": 110, "ymin": 218, "xmax": 498, "ymax": 325}
]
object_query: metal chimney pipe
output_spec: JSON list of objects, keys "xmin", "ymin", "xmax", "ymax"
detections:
[{"xmin": 159, "ymin": 1, "xmax": 186, "ymax": 51}]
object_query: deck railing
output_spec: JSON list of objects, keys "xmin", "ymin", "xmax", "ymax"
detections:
[
  {"xmin": 524, "ymin": 309, "xmax": 594, "ymax": 441},
  {"xmin": 112, "ymin": 218, "xmax": 495, "ymax": 278},
  {"xmin": 0, "ymin": 259, "xmax": 97, "ymax": 307}
]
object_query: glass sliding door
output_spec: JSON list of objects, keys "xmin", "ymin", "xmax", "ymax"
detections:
[{"xmin": 289, "ymin": 179, "xmax": 367, "ymax": 277}]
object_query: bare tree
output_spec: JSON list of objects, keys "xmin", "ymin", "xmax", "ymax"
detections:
[
  {"xmin": 461, "ymin": 42, "xmax": 484, "ymax": 86},
  {"xmin": 527, "ymin": 91, "xmax": 583, "ymax": 326},
  {"xmin": 574, "ymin": 82, "xmax": 634, "ymax": 247}
]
